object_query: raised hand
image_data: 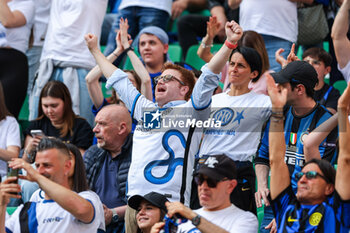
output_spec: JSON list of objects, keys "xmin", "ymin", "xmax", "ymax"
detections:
[
  {"xmin": 286, "ymin": 43, "xmax": 299, "ymax": 63},
  {"xmin": 207, "ymin": 16, "xmax": 220, "ymax": 40},
  {"xmin": 119, "ymin": 18, "xmax": 133, "ymax": 49},
  {"xmin": 266, "ymin": 74, "xmax": 288, "ymax": 109},
  {"xmin": 84, "ymin": 33, "xmax": 99, "ymax": 52},
  {"xmin": 9, "ymin": 158, "xmax": 39, "ymax": 182},
  {"xmin": 0, "ymin": 177, "xmax": 21, "ymax": 206},
  {"xmin": 225, "ymin": 20, "xmax": 243, "ymax": 44}
]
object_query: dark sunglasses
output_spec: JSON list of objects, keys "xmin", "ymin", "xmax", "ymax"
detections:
[
  {"xmin": 295, "ymin": 171, "xmax": 329, "ymax": 183},
  {"xmin": 154, "ymin": 74, "xmax": 185, "ymax": 86},
  {"xmin": 194, "ymin": 175, "xmax": 229, "ymax": 188}
]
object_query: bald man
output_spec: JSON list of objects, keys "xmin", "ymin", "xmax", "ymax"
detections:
[{"xmin": 84, "ymin": 104, "xmax": 133, "ymax": 233}]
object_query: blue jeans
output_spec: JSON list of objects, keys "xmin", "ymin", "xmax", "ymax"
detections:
[
  {"xmin": 259, "ymin": 205, "xmax": 275, "ymax": 233},
  {"xmin": 26, "ymin": 46, "xmax": 43, "ymax": 95},
  {"xmin": 104, "ymin": 6, "xmax": 170, "ymax": 55},
  {"xmin": 30, "ymin": 68, "xmax": 95, "ymax": 126},
  {"xmin": 262, "ymin": 34, "xmax": 293, "ymax": 72}
]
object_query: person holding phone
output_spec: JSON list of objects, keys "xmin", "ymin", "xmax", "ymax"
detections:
[
  {"xmin": 0, "ymin": 82, "xmax": 20, "ymax": 181},
  {"xmin": 23, "ymin": 81, "xmax": 93, "ymax": 157}
]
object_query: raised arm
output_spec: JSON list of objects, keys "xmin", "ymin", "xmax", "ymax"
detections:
[
  {"xmin": 266, "ymin": 75, "xmax": 290, "ymax": 199},
  {"xmin": 197, "ymin": 16, "xmax": 220, "ymax": 63},
  {"xmin": 207, "ymin": 20, "xmax": 242, "ymax": 74},
  {"xmin": 119, "ymin": 18, "xmax": 153, "ymax": 101},
  {"xmin": 303, "ymin": 113, "xmax": 338, "ymax": 161},
  {"xmin": 10, "ymin": 159, "xmax": 95, "ymax": 223},
  {"xmin": 275, "ymin": 43, "xmax": 299, "ymax": 69},
  {"xmin": 85, "ymin": 32, "xmax": 125, "ymax": 109},
  {"xmin": 331, "ymin": 0, "xmax": 350, "ymax": 69},
  {"xmin": 209, "ymin": 4, "xmax": 227, "ymax": 41},
  {"xmin": 0, "ymin": 0, "xmax": 27, "ymax": 28},
  {"xmin": 85, "ymin": 34, "xmax": 119, "ymax": 79},
  {"xmin": 336, "ymin": 84, "xmax": 350, "ymax": 200}
]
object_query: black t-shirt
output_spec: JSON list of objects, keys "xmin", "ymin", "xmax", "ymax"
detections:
[
  {"xmin": 24, "ymin": 117, "xmax": 93, "ymax": 149},
  {"xmin": 314, "ymin": 83, "xmax": 340, "ymax": 111}
]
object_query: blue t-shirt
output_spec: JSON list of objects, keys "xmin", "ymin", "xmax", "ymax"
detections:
[
  {"xmin": 272, "ymin": 185, "xmax": 350, "ymax": 233},
  {"xmin": 255, "ymin": 104, "xmax": 338, "ymax": 192}
]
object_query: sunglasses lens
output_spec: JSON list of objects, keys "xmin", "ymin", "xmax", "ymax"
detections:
[
  {"xmin": 295, "ymin": 172, "xmax": 303, "ymax": 181},
  {"xmin": 195, "ymin": 175, "xmax": 218, "ymax": 188},
  {"xmin": 206, "ymin": 178, "xmax": 218, "ymax": 188},
  {"xmin": 305, "ymin": 171, "xmax": 317, "ymax": 179},
  {"xmin": 194, "ymin": 176, "xmax": 203, "ymax": 186}
]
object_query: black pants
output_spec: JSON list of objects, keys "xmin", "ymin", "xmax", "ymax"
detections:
[
  {"xmin": 177, "ymin": 15, "xmax": 209, "ymax": 59},
  {"xmin": 230, "ymin": 161, "xmax": 257, "ymax": 215},
  {"xmin": 0, "ymin": 48, "xmax": 28, "ymax": 118}
]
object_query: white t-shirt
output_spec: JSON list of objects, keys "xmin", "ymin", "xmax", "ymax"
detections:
[
  {"xmin": 119, "ymin": 0, "xmax": 172, "ymax": 15},
  {"xmin": 6, "ymin": 190, "xmax": 105, "ymax": 232},
  {"xmin": 106, "ymin": 65, "xmax": 219, "ymax": 206},
  {"xmin": 177, "ymin": 205, "xmax": 258, "ymax": 233},
  {"xmin": 338, "ymin": 61, "xmax": 350, "ymax": 83},
  {"xmin": 32, "ymin": 0, "xmax": 51, "ymax": 47},
  {"xmin": 0, "ymin": 116, "xmax": 21, "ymax": 177},
  {"xmin": 40, "ymin": 0, "xmax": 107, "ymax": 69},
  {"xmin": 0, "ymin": 0, "xmax": 35, "ymax": 53},
  {"xmin": 239, "ymin": 0, "xmax": 298, "ymax": 42},
  {"xmin": 199, "ymin": 91, "xmax": 271, "ymax": 162}
]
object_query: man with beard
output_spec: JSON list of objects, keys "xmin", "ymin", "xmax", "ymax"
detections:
[
  {"xmin": 0, "ymin": 137, "xmax": 105, "ymax": 232},
  {"xmin": 84, "ymin": 104, "xmax": 133, "ymax": 233}
]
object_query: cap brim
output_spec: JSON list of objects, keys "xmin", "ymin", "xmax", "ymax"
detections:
[
  {"xmin": 128, "ymin": 195, "xmax": 145, "ymax": 211},
  {"xmin": 128, "ymin": 194, "xmax": 167, "ymax": 212},
  {"xmin": 270, "ymin": 72, "xmax": 289, "ymax": 84}
]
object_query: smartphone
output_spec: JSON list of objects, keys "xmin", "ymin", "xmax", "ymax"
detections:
[
  {"xmin": 30, "ymin": 129, "xmax": 44, "ymax": 137},
  {"xmin": 7, "ymin": 165, "xmax": 18, "ymax": 184}
]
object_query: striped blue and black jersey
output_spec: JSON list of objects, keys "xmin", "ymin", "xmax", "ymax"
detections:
[
  {"xmin": 255, "ymin": 104, "xmax": 338, "ymax": 192},
  {"xmin": 272, "ymin": 186, "xmax": 350, "ymax": 233}
]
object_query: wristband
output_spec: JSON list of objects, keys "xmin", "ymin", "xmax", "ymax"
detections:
[
  {"xmin": 224, "ymin": 40, "xmax": 238, "ymax": 50},
  {"xmin": 124, "ymin": 46, "xmax": 134, "ymax": 53},
  {"xmin": 201, "ymin": 42, "xmax": 213, "ymax": 48}
]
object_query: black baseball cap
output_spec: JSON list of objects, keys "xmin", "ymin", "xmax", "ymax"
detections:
[
  {"xmin": 196, "ymin": 154, "xmax": 237, "ymax": 180},
  {"xmin": 128, "ymin": 192, "xmax": 169, "ymax": 212},
  {"xmin": 271, "ymin": 61, "xmax": 318, "ymax": 89}
]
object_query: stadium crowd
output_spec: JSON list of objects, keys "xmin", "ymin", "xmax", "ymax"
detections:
[{"xmin": 0, "ymin": 0, "xmax": 350, "ymax": 232}]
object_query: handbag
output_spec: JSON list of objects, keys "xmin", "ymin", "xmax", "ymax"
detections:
[{"xmin": 297, "ymin": 4, "xmax": 329, "ymax": 46}]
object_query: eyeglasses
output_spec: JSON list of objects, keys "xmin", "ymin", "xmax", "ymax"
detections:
[
  {"xmin": 295, "ymin": 171, "xmax": 329, "ymax": 183},
  {"xmin": 154, "ymin": 74, "xmax": 185, "ymax": 86},
  {"xmin": 194, "ymin": 175, "xmax": 229, "ymax": 188}
]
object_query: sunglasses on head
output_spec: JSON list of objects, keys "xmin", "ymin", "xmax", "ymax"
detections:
[
  {"xmin": 154, "ymin": 74, "xmax": 185, "ymax": 86},
  {"xmin": 194, "ymin": 174, "xmax": 229, "ymax": 188},
  {"xmin": 295, "ymin": 171, "xmax": 329, "ymax": 183}
]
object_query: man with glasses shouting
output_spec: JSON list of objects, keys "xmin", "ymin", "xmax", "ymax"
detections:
[
  {"xmin": 151, "ymin": 154, "xmax": 258, "ymax": 233},
  {"xmin": 266, "ymin": 75, "xmax": 350, "ymax": 232},
  {"xmin": 85, "ymin": 20, "xmax": 243, "ymax": 233}
]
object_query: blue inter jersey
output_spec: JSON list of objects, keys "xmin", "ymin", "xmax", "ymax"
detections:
[
  {"xmin": 255, "ymin": 104, "xmax": 338, "ymax": 192},
  {"xmin": 272, "ymin": 186, "xmax": 350, "ymax": 233}
]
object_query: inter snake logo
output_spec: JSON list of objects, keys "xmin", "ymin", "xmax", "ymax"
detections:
[{"xmin": 144, "ymin": 129, "xmax": 186, "ymax": 184}]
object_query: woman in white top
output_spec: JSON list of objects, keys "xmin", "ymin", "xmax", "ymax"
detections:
[
  {"xmin": 0, "ymin": 0, "xmax": 35, "ymax": 117},
  {"xmin": 198, "ymin": 46, "xmax": 272, "ymax": 214},
  {"xmin": 0, "ymin": 82, "xmax": 21, "ymax": 180}
]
